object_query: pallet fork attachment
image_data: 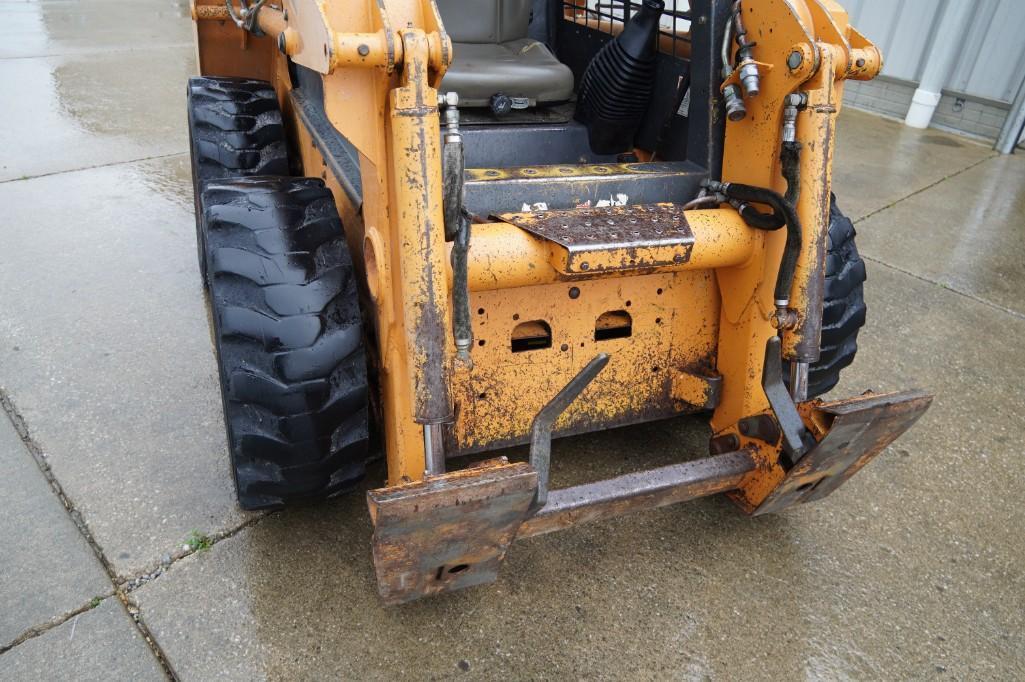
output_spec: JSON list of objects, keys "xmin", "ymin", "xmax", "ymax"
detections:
[{"xmin": 367, "ymin": 359, "xmax": 931, "ymax": 604}]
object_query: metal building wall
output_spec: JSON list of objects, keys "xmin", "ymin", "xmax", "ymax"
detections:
[
  {"xmin": 841, "ymin": 0, "xmax": 1025, "ymax": 141},
  {"xmin": 843, "ymin": 0, "xmax": 944, "ymax": 84}
]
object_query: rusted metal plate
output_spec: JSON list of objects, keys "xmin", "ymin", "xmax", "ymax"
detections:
[
  {"xmin": 494, "ymin": 203, "xmax": 695, "ymax": 274},
  {"xmin": 753, "ymin": 390, "xmax": 933, "ymax": 516},
  {"xmin": 517, "ymin": 449, "xmax": 758, "ymax": 539},
  {"xmin": 366, "ymin": 460, "xmax": 537, "ymax": 604},
  {"xmin": 671, "ymin": 368, "xmax": 723, "ymax": 410},
  {"xmin": 447, "ymin": 272, "xmax": 718, "ymax": 457}
]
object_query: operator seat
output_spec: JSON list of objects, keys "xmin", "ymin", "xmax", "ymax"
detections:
[{"xmin": 437, "ymin": 0, "xmax": 575, "ymax": 108}]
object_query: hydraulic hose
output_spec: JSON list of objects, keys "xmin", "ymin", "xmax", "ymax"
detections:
[
  {"xmin": 729, "ymin": 199, "xmax": 785, "ymax": 230},
  {"xmin": 441, "ymin": 92, "xmax": 472, "ymax": 361},
  {"xmin": 451, "ymin": 210, "xmax": 472, "ymax": 363},
  {"xmin": 705, "ymin": 181, "xmax": 802, "ymax": 307},
  {"xmin": 780, "ymin": 141, "xmax": 802, "ymax": 206}
]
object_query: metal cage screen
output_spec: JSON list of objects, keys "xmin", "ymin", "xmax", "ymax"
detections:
[{"xmin": 561, "ymin": 0, "xmax": 692, "ymax": 58}]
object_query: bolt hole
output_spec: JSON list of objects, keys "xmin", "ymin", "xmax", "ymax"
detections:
[
  {"xmin": 478, "ymin": 393, "xmax": 487, "ymax": 400},
  {"xmin": 477, "ymin": 308, "xmax": 485, "ymax": 315},
  {"xmin": 448, "ymin": 564, "xmax": 471, "ymax": 575},
  {"xmin": 625, "ymin": 300, "xmax": 632, "ymax": 307},
  {"xmin": 655, "ymin": 317, "xmax": 662, "ymax": 324},
  {"xmin": 656, "ymin": 288, "xmax": 663, "ymax": 295},
  {"xmin": 651, "ymin": 366, "xmax": 660, "ymax": 373},
  {"xmin": 478, "ymin": 339, "xmax": 486, "ymax": 347},
  {"xmin": 796, "ymin": 481, "xmax": 818, "ymax": 493},
  {"xmin": 512, "ymin": 313, "xmax": 520, "ymax": 320}
]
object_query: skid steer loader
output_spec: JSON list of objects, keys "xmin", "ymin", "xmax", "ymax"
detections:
[{"xmin": 188, "ymin": 0, "xmax": 932, "ymax": 603}]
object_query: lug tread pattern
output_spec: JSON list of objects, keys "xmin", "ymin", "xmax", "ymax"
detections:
[
  {"xmin": 200, "ymin": 176, "xmax": 369, "ymax": 510},
  {"xmin": 803, "ymin": 197, "xmax": 868, "ymax": 398},
  {"xmin": 188, "ymin": 77, "xmax": 289, "ymax": 182}
]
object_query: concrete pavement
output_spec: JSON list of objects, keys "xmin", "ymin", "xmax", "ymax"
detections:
[{"xmin": 1, "ymin": 1, "xmax": 1023, "ymax": 679}]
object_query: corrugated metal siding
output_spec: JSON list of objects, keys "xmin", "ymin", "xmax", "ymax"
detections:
[
  {"xmin": 844, "ymin": 0, "xmax": 943, "ymax": 83},
  {"xmin": 947, "ymin": 0, "xmax": 1025, "ymax": 102},
  {"xmin": 843, "ymin": 0, "xmax": 1025, "ymax": 103}
]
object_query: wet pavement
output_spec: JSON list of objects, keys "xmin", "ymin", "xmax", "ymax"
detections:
[{"xmin": 1, "ymin": 1, "xmax": 1023, "ymax": 679}]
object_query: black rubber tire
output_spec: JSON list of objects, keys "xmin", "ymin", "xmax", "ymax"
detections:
[
  {"xmin": 798, "ymin": 197, "xmax": 868, "ymax": 398},
  {"xmin": 199, "ymin": 176, "xmax": 370, "ymax": 510},
  {"xmin": 187, "ymin": 76, "xmax": 289, "ymax": 287}
]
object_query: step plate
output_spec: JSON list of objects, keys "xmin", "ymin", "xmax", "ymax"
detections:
[{"xmin": 495, "ymin": 203, "xmax": 695, "ymax": 274}]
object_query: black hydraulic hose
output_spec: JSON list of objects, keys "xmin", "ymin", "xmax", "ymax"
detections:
[
  {"xmin": 442, "ymin": 141, "xmax": 464, "ymax": 242},
  {"xmin": 780, "ymin": 141, "xmax": 802, "ymax": 206},
  {"xmin": 730, "ymin": 199, "xmax": 785, "ymax": 230},
  {"xmin": 708, "ymin": 181, "xmax": 802, "ymax": 304},
  {"xmin": 441, "ymin": 96, "xmax": 471, "ymax": 359},
  {"xmin": 451, "ymin": 209, "xmax": 472, "ymax": 361},
  {"xmin": 732, "ymin": 1, "xmax": 754, "ymax": 59}
]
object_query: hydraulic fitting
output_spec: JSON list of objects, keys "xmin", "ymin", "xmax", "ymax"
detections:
[
  {"xmin": 724, "ymin": 82, "xmax": 747, "ymax": 121},
  {"xmin": 731, "ymin": 1, "xmax": 760, "ymax": 98},
  {"xmin": 771, "ymin": 304, "xmax": 799, "ymax": 331},
  {"xmin": 442, "ymin": 92, "xmax": 461, "ymax": 140},
  {"xmin": 781, "ymin": 92, "xmax": 808, "ymax": 143},
  {"xmin": 737, "ymin": 60, "xmax": 760, "ymax": 99}
]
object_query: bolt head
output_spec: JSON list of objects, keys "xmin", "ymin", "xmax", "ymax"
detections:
[
  {"xmin": 489, "ymin": 93, "xmax": 513, "ymax": 117},
  {"xmin": 787, "ymin": 50, "xmax": 804, "ymax": 70},
  {"xmin": 357, "ymin": 44, "xmax": 370, "ymax": 57}
]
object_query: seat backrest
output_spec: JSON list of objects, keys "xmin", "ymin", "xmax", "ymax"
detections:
[{"xmin": 436, "ymin": 0, "xmax": 532, "ymax": 43}]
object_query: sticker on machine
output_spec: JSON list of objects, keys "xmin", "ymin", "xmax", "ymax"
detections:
[
  {"xmin": 520, "ymin": 194, "xmax": 629, "ymax": 212},
  {"xmin": 577, "ymin": 193, "xmax": 630, "ymax": 209}
]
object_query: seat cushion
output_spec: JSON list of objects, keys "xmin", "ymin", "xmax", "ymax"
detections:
[
  {"xmin": 441, "ymin": 39, "xmax": 575, "ymax": 107},
  {"xmin": 436, "ymin": 0, "xmax": 531, "ymax": 43}
]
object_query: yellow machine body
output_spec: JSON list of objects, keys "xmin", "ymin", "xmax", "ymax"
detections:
[{"xmin": 192, "ymin": 0, "xmax": 930, "ymax": 603}]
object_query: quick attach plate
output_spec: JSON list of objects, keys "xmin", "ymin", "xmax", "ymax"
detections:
[
  {"xmin": 367, "ymin": 459, "xmax": 537, "ymax": 605},
  {"xmin": 753, "ymin": 390, "xmax": 933, "ymax": 516},
  {"xmin": 495, "ymin": 203, "xmax": 695, "ymax": 274}
]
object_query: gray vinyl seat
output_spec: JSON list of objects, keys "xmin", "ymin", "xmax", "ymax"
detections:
[{"xmin": 437, "ymin": 0, "xmax": 575, "ymax": 107}]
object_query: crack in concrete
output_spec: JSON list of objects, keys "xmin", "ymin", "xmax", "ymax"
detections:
[
  {"xmin": 120, "ymin": 511, "xmax": 273, "ymax": 593},
  {"xmin": 0, "ymin": 389, "xmax": 180, "ymax": 680},
  {"xmin": 859, "ymin": 254, "xmax": 1025, "ymax": 322},
  {"xmin": 851, "ymin": 152, "xmax": 1025, "ymax": 322},
  {"xmin": 0, "ymin": 152, "xmax": 187, "ymax": 185},
  {"xmin": 852, "ymin": 153, "xmax": 999, "ymax": 225},
  {"xmin": 0, "ymin": 592, "xmax": 116, "ymax": 655},
  {"xmin": 0, "ymin": 43, "xmax": 193, "ymax": 62}
]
